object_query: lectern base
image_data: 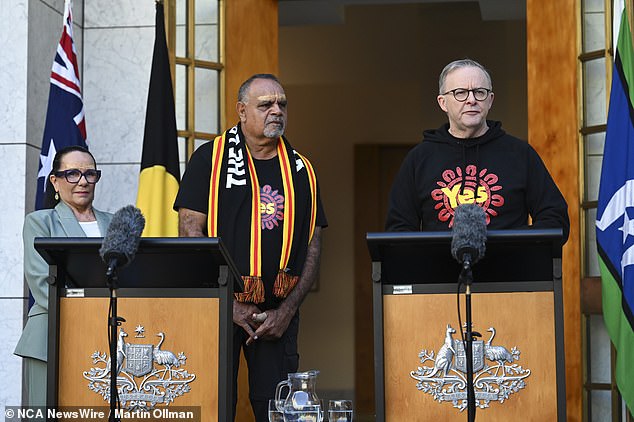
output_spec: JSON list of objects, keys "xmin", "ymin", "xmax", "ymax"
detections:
[
  {"xmin": 383, "ymin": 291, "xmax": 558, "ymax": 421},
  {"xmin": 55, "ymin": 297, "xmax": 219, "ymax": 422}
]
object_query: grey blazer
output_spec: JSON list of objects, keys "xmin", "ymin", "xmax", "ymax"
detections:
[{"xmin": 14, "ymin": 201, "xmax": 113, "ymax": 361}]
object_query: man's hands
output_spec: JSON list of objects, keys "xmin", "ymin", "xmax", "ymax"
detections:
[
  {"xmin": 232, "ymin": 228, "xmax": 321, "ymax": 345},
  {"xmin": 252, "ymin": 306, "xmax": 294, "ymax": 342},
  {"xmin": 233, "ymin": 301, "xmax": 262, "ymax": 345},
  {"xmin": 233, "ymin": 300, "xmax": 295, "ymax": 345}
]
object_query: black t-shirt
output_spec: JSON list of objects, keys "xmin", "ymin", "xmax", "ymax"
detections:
[{"xmin": 174, "ymin": 141, "xmax": 328, "ymax": 309}]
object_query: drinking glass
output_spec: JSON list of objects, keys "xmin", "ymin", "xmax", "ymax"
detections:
[
  {"xmin": 328, "ymin": 400, "xmax": 353, "ymax": 422},
  {"xmin": 268, "ymin": 399, "xmax": 284, "ymax": 422}
]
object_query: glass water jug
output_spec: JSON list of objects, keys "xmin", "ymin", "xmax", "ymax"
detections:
[{"xmin": 275, "ymin": 370, "xmax": 322, "ymax": 421}]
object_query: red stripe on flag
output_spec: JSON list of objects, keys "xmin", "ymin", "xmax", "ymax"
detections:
[
  {"xmin": 51, "ymin": 72, "xmax": 81, "ymax": 94},
  {"xmin": 60, "ymin": 25, "xmax": 80, "ymax": 79}
]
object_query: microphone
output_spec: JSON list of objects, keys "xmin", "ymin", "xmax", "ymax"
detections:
[
  {"xmin": 451, "ymin": 204, "xmax": 487, "ymax": 268},
  {"xmin": 99, "ymin": 205, "xmax": 146, "ymax": 278}
]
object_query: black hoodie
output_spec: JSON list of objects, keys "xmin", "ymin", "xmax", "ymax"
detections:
[{"xmin": 385, "ymin": 120, "xmax": 569, "ymax": 242}]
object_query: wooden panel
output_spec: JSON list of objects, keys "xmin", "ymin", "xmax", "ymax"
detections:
[
  {"xmin": 383, "ymin": 292, "xmax": 558, "ymax": 421},
  {"xmin": 224, "ymin": 0, "xmax": 279, "ymax": 128},
  {"xmin": 58, "ymin": 297, "xmax": 219, "ymax": 421},
  {"xmin": 526, "ymin": 1, "xmax": 581, "ymax": 420}
]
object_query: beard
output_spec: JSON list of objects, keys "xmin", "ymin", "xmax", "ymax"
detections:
[{"xmin": 263, "ymin": 120, "xmax": 285, "ymax": 138}]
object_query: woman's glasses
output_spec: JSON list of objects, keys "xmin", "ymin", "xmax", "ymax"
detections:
[{"xmin": 54, "ymin": 169, "xmax": 101, "ymax": 184}]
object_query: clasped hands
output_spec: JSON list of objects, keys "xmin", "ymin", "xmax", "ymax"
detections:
[{"xmin": 233, "ymin": 300, "xmax": 294, "ymax": 345}]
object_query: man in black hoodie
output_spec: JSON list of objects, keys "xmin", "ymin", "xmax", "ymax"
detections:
[{"xmin": 385, "ymin": 59, "xmax": 569, "ymax": 242}]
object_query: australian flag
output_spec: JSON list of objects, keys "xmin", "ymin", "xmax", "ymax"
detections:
[{"xmin": 35, "ymin": 0, "xmax": 87, "ymax": 210}]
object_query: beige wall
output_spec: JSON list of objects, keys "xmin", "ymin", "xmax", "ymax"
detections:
[{"xmin": 279, "ymin": 2, "xmax": 528, "ymax": 395}]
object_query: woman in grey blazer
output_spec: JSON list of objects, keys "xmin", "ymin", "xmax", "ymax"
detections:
[{"xmin": 14, "ymin": 145, "xmax": 113, "ymax": 406}]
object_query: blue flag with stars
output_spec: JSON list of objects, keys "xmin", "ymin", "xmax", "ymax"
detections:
[
  {"xmin": 36, "ymin": 0, "xmax": 88, "ymax": 210},
  {"xmin": 595, "ymin": 2, "xmax": 634, "ymax": 413}
]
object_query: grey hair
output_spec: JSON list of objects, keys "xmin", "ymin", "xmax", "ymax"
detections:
[
  {"xmin": 237, "ymin": 73, "xmax": 282, "ymax": 103},
  {"xmin": 438, "ymin": 59, "xmax": 492, "ymax": 94}
]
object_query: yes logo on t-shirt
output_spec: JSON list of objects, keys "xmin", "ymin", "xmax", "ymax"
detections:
[{"xmin": 260, "ymin": 184, "xmax": 284, "ymax": 230}]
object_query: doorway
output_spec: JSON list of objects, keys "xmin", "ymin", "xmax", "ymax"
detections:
[{"xmin": 353, "ymin": 144, "xmax": 415, "ymax": 419}]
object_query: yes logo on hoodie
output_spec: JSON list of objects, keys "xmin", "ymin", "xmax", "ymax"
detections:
[{"xmin": 431, "ymin": 164, "xmax": 504, "ymax": 226}]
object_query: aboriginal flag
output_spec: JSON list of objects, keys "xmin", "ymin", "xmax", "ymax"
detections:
[{"xmin": 136, "ymin": 1, "xmax": 180, "ymax": 236}]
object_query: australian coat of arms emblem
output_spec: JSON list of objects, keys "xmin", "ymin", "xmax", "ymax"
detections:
[
  {"xmin": 410, "ymin": 324, "xmax": 530, "ymax": 411},
  {"xmin": 83, "ymin": 326, "xmax": 196, "ymax": 410}
]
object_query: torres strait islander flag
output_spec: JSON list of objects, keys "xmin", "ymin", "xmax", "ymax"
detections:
[
  {"xmin": 36, "ymin": 0, "xmax": 88, "ymax": 210},
  {"xmin": 595, "ymin": 0, "xmax": 634, "ymax": 413},
  {"xmin": 135, "ymin": 1, "xmax": 180, "ymax": 236}
]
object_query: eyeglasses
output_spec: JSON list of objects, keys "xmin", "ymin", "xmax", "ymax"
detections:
[
  {"xmin": 54, "ymin": 169, "xmax": 101, "ymax": 184},
  {"xmin": 442, "ymin": 88, "xmax": 492, "ymax": 102}
]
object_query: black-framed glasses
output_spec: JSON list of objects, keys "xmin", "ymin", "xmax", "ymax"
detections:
[
  {"xmin": 54, "ymin": 169, "xmax": 101, "ymax": 184},
  {"xmin": 442, "ymin": 88, "xmax": 492, "ymax": 102}
]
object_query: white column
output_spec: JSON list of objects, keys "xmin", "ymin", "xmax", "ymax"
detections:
[
  {"xmin": 0, "ymin": 0, "xmax": 29, "ymax": 411},
  {"xmin": 83, "ymin": 0, "xmax": 155, "ymax": 212}
]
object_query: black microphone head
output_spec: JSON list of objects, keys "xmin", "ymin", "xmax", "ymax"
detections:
[
  {"xmin": 451, "ymin": 204, "xmax": 487, "ymax": 264},
  {"xmin": 99, "ymin": 205, "xmax": 146, "ymax": 267}
]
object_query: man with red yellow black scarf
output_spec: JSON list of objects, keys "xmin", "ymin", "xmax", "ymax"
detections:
[{"xmin": 174, "ymin": 74, "xmax": 327, "ymax": 421}]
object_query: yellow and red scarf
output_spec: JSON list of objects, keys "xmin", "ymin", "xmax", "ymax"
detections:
[{"xmin": 208, "ymin": 124, "xmax": 317, "ymax": 303}]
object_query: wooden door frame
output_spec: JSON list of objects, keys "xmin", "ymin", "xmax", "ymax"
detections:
[{"xmin": 527, "ymin": 1, "xmax": 581, "ymax": 420}]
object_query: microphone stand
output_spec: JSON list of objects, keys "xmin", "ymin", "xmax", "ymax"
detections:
[
  {"xmin": 460, "ymin": 257, "xmax": 477, "ymax": 422},
  {"xmin": 106, "ymin": 266, "xmax": 124, "ymax": 422}
]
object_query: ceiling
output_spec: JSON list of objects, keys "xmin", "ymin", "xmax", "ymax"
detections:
[{"xmin": 279, "ymin": 0, "xmax": 526, "ymax": 26}]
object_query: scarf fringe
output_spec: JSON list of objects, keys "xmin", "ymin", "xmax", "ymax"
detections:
[
  {"xmin": 274, "ymin": 270, "xmax": 299, "ymax": 298},
  {"xmin": 235, "ymin": 276, "xmax": 265, "ymax": 303}
]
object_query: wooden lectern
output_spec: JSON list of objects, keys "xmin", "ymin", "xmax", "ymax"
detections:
[
  {"xmin": 367, "ymin": 229, "xmax": 566, "ymax": 421},
  {"xmin": 36, "ymin": 237, "xmax": 242, "ymax": 422}
]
